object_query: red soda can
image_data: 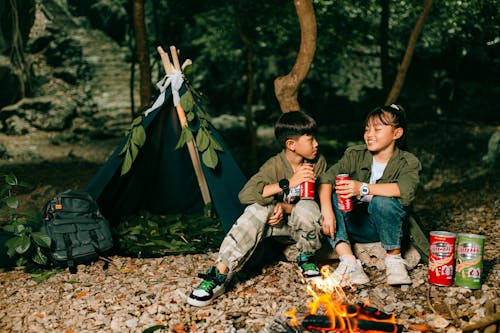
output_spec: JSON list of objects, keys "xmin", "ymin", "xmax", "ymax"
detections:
[
  {"xmin": 335, "ymin": 174, "xmax": 353, "ymax": 212},
  {"xmin": 300, "ymin": 163, "xmax": 315, "ymax": 200},
  {"xmin": 428, "ymin": 231, "xmax": 456, "ymax": 286}
]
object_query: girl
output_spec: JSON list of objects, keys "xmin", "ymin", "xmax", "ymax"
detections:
[{"xmin": 318, "ymin": 104, "xmax": 422, "ymax": 286}]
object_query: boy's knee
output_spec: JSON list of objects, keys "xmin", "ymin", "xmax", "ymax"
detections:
[
  {"xmin": 243, "ymin": 203, "xmax": 272, "ymax": 219},
  {"xmin": 294, "ymin": 200, "xmax": 321, "ymax": 218}
]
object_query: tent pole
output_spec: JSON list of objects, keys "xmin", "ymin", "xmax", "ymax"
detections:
[{"xmin": 156, "ymin": 46, "xmax": 212, "ymax": 207}]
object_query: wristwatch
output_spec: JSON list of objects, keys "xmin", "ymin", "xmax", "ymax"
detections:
[
  {"xmin": 360, "ymin": 183, "xmax": 370, "ymax": 196},
  {"xmin": 279, "ymin": 178, "xmax": 290, "ymax": 195}
]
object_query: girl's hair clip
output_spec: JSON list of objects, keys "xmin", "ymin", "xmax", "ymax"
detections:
[{"xmin": 389, "ymin": 104, "xmax": 399, "ymax": 110}]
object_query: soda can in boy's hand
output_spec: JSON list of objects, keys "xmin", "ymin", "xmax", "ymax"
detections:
[
  {"xmin": 300, "ymin": 163, "xmax": 315, "ymax": 200},
  {"xmin": 336, "ymin": 174, "xmax": 353, "ymax": 212}
]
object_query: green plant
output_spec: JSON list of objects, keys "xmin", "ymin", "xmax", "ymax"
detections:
[
  {"xmin": 114, "ymin": 208, "xmax": 224, "ymax": 257},
  {"xmin": 0, "ymin": 174, "xmax": 51, "ymax": 267}
]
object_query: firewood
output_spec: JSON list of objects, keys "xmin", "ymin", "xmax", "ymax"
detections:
[
  {"xmin": 483, "ymin": 301, "xmax": 498, "ymax": 333},
  {"xmin": 461, "ymin": 312, "xmax": 500, "ymax": 332}
]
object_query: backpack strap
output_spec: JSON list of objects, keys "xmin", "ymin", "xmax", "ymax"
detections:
[
  {"xmin": 89, "ymin": 230, "xmax": 109, "ymax": 270},
  {"xmin": 62, "ymin": 233, "xmax": 77, "ymax": 274}
]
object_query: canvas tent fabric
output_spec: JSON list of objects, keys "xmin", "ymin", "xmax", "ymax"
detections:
[{"xmin": 85, "ymin": 86, "xmax": 247, "ymax": 234}]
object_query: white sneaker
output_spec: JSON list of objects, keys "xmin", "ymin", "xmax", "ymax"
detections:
[
  {"xmin": 385, "ymin": 255, "xmax": 412, "ymax": 285},
  {"xmin": 332, "ymin": 259, "xmax": 370, "ymax": 287}
]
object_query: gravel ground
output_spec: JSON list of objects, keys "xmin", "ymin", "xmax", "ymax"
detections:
[
  {"xmin": 0, "ymin": 128, "xmax": 498, "ymax": 333},
  {"xmin": 0, "ymin": 235, "xmax": 498, "ymax": 333}
]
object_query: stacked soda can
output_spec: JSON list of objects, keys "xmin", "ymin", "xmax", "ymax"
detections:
[
  {"xmin": 428, "ymin": 231, "xmax": 485, "ymax": 289},
  {"xmin": 428, "ymin": 231, "xmax": 456, "ymax": 286},
  {"xmin": 454, "ymin": 233, "xmax": 485, "ymax": 289}
]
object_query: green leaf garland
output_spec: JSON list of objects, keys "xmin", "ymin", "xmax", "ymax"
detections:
[{"xmin": 119, "ymin": 115, "xmax": 146, "ymax": 176}]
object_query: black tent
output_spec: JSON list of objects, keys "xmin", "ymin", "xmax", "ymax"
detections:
[{"xmin": 85, "ymin": 85, "xmax": 246, "ymax": 233}]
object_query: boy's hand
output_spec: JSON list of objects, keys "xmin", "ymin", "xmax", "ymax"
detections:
[
  {"xmin": 321, "ymin": 211, "xmax": 336, "ymax": 237},
  {"xmin": 335, "ymin": 179, "xmax": 362, "ymax": 198},
  {"xmin": 289, "ymin": 163, "xmax": 316, "ymax": 188},
  {"xmin": 267, "ymin": 202, "xmax": 285, "ymax": 226}
]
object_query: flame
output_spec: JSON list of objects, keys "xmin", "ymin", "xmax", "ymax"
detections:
[{"xmin": 287, "ymin": 265, "xmax": 399, "ymax": 333}]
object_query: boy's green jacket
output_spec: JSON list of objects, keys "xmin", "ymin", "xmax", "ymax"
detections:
[
  {"xmin": 238, "ymin": 151, "xmax": 327, "ymax": 206},
  {"xmin": 318, "ymin": 144, "xmax": 422, "ymax": 206}
]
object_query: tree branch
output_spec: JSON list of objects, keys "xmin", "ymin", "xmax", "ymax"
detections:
[{"xmin": 274, "ymin": 0, "xmax": 316, "ymax": 113}]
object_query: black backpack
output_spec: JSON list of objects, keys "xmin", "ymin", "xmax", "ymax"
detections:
[{"xmin": 41, "ymin": 190, "xmax": 113, "ymax": 273}]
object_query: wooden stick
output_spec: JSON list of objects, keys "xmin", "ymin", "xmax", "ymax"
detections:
[
  {"xmin": 484, "ymin": 301, "xmax": 498, "ymax": 333},
  {"xmin": 156, "ymin": 45, "xmax": 211, "ymax": 206},
  {"xmin": 461, "ymin": 312, "xmax": 500, "ymax": 332},
  {"xmin": 169, "ymin": 45, "xmax": 182, "ymax": 71},
  {"xmin": 157, "ymin": 46, "xmax": 173, "ymax": 75}
]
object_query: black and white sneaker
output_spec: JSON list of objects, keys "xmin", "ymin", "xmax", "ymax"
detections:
[
  {"xmin": 187, "ymin": 266, "xmax": 227, "ymax": 307},
  {"xmin": 297, "ymin": 253, "xmax": 321, "ymax": 281}
]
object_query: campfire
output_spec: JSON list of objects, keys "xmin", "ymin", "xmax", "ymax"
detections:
[{"xmin": 285, "ymin": 266, "xmax": 404, "ymax": 333}]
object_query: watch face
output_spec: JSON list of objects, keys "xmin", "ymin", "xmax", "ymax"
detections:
[{"xmin": 361, "ymin": 184, "xmax": 369, "ymax": 195}]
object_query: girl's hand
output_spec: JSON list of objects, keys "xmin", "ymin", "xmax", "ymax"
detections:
[
  {"xmin": 289, "ymin": 163, "xmax": 316, "ymax": 188},
  {"xmin": 335, "ymin": 179, "xmax": 362, "ymax": 198},
  {"xmin": 267, "ymin": 203, "xmax": 285, "ymax": 226}
]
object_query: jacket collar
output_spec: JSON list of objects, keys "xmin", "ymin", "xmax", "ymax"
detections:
[
  {"xmin": 279, "ymin": 150, "xmax": 294, "ymax": 175},
  {"xmin": 361, "ymin": 145, "xmax": 402, "ymax": 170}
]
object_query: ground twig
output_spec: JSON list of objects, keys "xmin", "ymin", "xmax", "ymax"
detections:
[{"xmin": 461, "ymin": 312, "xmax": 500, "ymax": 332}]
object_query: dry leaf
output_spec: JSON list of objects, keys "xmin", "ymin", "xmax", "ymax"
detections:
[
  {"xmin": 410, "ymin": 323, "xmax": 431, "ymax": 331},
  {"xmin": 75, "ymin": 291, "xmax": 89, "ymax": 299}
]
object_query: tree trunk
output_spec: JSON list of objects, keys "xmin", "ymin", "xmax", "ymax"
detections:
[
  {"xmin": 4, "ymin": 0, "xmax": 36, "ymax": 100},
  {"xmin": 233, "ymin": 0, "xmax": 258, "ymax": 172},
  {"xmin": 380, "ymin": 0, "xmax": 390, "ymax": 93},
  {"xmin": 274, "ymin": 0, "xmax": 316, "ymax": 113},
  {"xmin": 385, "ymin": 0, "xmax": 433, "ymax": 105},
  {"xmin": 132, "ymin": 0, "xmax": 151, "ymax": 111}
]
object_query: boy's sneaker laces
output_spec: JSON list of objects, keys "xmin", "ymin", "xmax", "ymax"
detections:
[
  {"xmin": 297, "ymin": 253, "xmax": 321, "ymax": 281},
  {"xmin": 187, "ymin": 266, "xmax": 226, "ymax": 307}
]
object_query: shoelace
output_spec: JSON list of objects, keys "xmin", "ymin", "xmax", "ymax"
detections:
[
  {"xmin": 197, "ymin": 279, "xmax": 216, "ymax": 292},
  {"xmin": 386, "ymin": 257, "xmax": 408, "ymax": 272},
  {"xmin": 198, "ymin": 270, "xmax": 226, "ymax": 285},
  {"xmin": 301, "ymin": 262, "xmax": 319, "ymax": 272}
]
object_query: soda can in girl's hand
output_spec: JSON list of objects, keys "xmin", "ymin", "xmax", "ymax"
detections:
[
  {"xmin": 428, "ymin": 231, "xmax": 456, "ymax": 286},
  {"xmin": 300, "ymin": 163, "xmax": 315, "ymax": 199},
  {"xmin": 336, "ymin": 174, "xmax": 353, "ymax": 212}
]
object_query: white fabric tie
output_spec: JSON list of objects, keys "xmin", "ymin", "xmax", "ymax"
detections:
[{"xmin": 143, "ymin": 69, "xmax": 184, "ymax": 117}]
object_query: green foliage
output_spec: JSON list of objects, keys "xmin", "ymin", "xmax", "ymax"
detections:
[
  {"xmin": 114, "ymin": 209, "xmax": 225, "ymax": 258},
  {"xmin": 119, "ymin": 116, "xmax": 146, "ymax": 175},
  {"xmin": 0, "ymin": 174, "xmax": 51, "ymax": 267},
  {"xmin": 176, "ymin": 79, "xmax": 224, "ymax": 169},
  {"xmin": 142, "ymin": 325, "xmax": 167, "ymax": 333}
]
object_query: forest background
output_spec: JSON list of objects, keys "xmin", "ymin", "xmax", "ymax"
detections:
[
  {"xmin": 0, "ymin": 1, "xmax": 498, "ymax": 332},
  {"xmin": 0, "ymin": 0, "xmax": 499, "ymax": 238}
]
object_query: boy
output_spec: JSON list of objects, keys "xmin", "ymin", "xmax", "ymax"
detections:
[{"xmin": 187, "ymin": 111, "xmax": 327, "ymax": 306}]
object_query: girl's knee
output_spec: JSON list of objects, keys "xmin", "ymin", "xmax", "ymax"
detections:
[{"xmin": 369, "ymin": 196, "xmax": 404, "ymax": 215}]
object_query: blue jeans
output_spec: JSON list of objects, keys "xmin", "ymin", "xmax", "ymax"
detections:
[{"xmin": 328, "ymin": 195, "xmax": 407, "ymax": 251}]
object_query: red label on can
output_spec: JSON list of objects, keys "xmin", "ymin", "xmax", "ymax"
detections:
[
  {"xmin": 428, "ymin": 231, "xmax": 456, "ymax": 286},
  {"xmin": 300, "ymin": 181, "xmax": 315, "ymax": 199},
  {"xmin": 336, "ymin": 174, "xmax": 353, "ymax": 212}
]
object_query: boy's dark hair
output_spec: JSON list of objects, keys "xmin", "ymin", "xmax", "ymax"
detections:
[
  {"xmin": 365, "ymin": 104, "xmax": 409, "ymax": 150},
  {"xmin": 274, "ymin": 110, "xmax": 317, "ymax": 148}
]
